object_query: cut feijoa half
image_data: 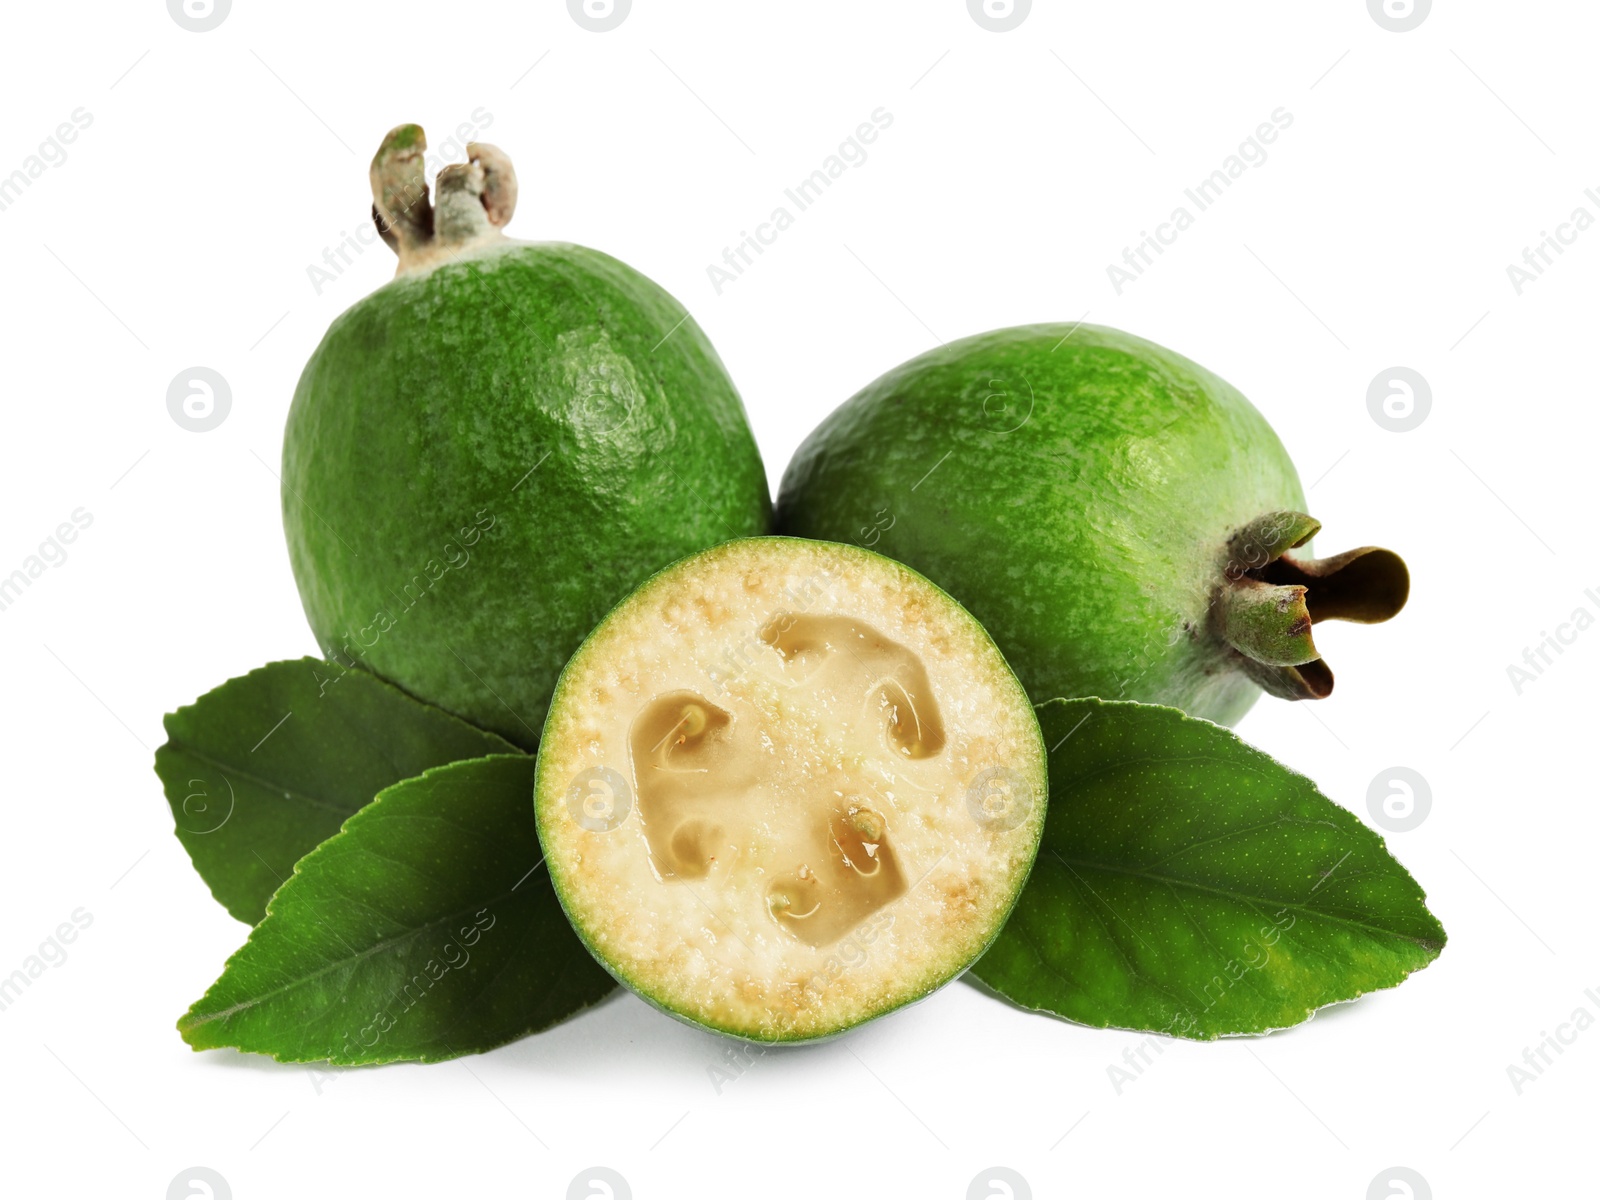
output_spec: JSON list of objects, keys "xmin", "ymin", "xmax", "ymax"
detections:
[{"xmin": 534, "ymin": 537, "xmax": 1047, "ymax": 1042}]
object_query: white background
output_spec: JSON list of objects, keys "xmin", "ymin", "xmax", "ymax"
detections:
[{"xmin": 1, "ymin": 1, "xmax": 1594, "ymax": 1197}]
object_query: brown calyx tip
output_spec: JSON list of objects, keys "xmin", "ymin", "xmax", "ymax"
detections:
[
  {"xmin": 369, "ymin": 124, "xmax": 432, "ymax": 254},
  {"xmin": 1239, "ymin": 655, "xmax": 1335, "ymax": 702},
  {"xmin": 1216, "ymin": 510, "xmax": 1411, "ymax": 702},
  {"xmin": 368, "ymin": 125, "xmax": 519, "ymax": 275},
  {"xmin": 467, "ymin": 142, "xmax": 518, "ymax": 227}
]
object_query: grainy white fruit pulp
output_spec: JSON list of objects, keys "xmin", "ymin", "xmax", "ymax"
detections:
[{"xmin": 535, "ymin": 538, "xmax": 1046, "ymax": 1041}]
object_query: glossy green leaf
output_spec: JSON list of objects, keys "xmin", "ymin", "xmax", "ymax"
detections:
[
  {"xmin": 973, "ymin": 699, "xmax": 1446, "ymax": 1039},
  {"xmin": 179, "ymin": 755, "xmax": 614, "ymax": 1064},
  {"xmin": 155, "ymin": 658, "xmax": 518, "ymax": 924}
]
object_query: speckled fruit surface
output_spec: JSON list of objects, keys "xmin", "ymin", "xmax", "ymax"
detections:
[
  {"xmin": 282, "ymin": 129, "xmax": 768, "ymax": 746},
  {"xmin": 777, "ymin": 324, "xmax": 1406, "ymax": 724}
]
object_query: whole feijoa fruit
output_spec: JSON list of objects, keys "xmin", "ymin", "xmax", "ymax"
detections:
[
  {"xmin": 534, "ymin": 537, "xmax": 1047, "ymax": 1041},
  {"xmin": 775, "ymin": 324, "xmax": 1407, "ymax": 725},
  {"xmin": 282, "ymin": 126, "xmax": 769, "ymax": 746}
]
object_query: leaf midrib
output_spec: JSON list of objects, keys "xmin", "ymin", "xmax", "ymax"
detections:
[
  {"xmin": 181, "ymin": 883, "xmax": 528, "ymax": 1031},
  {"xmin": 1055, "ymin": 749, "xmax": 1279, "ymax": 795},
  {"xmin": 1046, "ymin": 855, "xmax": 1443, "ymax": 949},
  {"xmin": 164, "ymin": 739, "xmax": 360, "ymax": 819}
]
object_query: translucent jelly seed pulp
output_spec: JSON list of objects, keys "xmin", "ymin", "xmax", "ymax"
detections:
[{"xmin": 630, "ymin": 615, "xmax": 929, "ymax": 948}]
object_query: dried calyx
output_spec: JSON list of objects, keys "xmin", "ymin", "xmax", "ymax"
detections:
[
  {"xmin": 1214, "ymin": 510, "xmax": 1410, "ymax": 701},
  {"xmin": 369, "ymin": 123, "xmax": 518, "ymax": 274}
]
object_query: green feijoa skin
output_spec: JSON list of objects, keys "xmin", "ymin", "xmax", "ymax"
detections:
[
  {"xmin": 283, "ymin": 126, "xmax": 770, "ymax": 748},
  {"xmin": 775, "ymin": 324, "xmax": 1409, "ymax": 725},
  {"xmin": 534, "ymin": 538, "xmax": 1047, "ymax": 1043}
]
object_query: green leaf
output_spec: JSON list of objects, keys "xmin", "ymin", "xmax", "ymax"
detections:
[
  {"xmin": 155, "ymin": 658, "xmax": 518, "ymax": 924},
  {"xmin": 179, "ymin": 755, "xmax": 614, "ymax": 1064},
  {"xmin": 973, "ymin": 699, "xmax": 1446, "ymax": 1039}
]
